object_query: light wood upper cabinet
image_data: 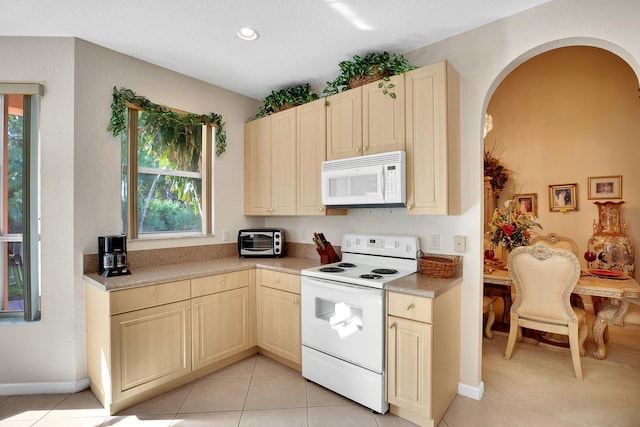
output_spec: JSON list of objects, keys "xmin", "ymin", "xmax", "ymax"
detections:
[
  {"xmin": 363, "ymin": 74, "xmax": 405, "ymax": 155},
  {"xmin": 244, "ymin": 111, "xmax": 297, "ymax": 216},
  {"xmin": 297, "ymin": 98, "xmax": 327, "ymax": 215},
  {"xmin": 327, "ymin": 75, "xmax": 405, "ymax": 161},
  {"xmin": 270, "ymin": 109, "xmax": 297, "ymax": 215},
  {"xmin": 244, "ymin": 116, "xmax": 272, "ymax": 215},
  {"xmin": 405, "ymin": 61, "xmax": 461, "ymax": 215},
  {"xmin": 326, "ymin": 87, "xmax": 363, "ymax": 160}
]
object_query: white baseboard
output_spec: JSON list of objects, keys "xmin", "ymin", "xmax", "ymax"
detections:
[
  {"xmin": 458, "ymin": 381, "xmax": 484, "ymax": 400},
  {"xmin": 0, "ymin": 377, "xmax": 89, "ymax": 395}
]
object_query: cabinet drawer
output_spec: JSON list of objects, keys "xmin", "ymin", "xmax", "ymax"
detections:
[
  {"xmin": 110, "ymin": 280, "xmax": 191, "ymax": 315},
  {"xmin": 191, "ymin": 270, "xmax": 249, "ymax": 298},
  {"xmin": 387, "ymin": 292, "xmax": 432, "ymax": 323},
  {"xmin": 259, "ymin": 270, "xmax": 300, "ymax": 294}
]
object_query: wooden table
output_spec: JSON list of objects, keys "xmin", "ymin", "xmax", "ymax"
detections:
[{"xmin": 483, "ymin": 266, "xmax": 640, "ymax": 359}]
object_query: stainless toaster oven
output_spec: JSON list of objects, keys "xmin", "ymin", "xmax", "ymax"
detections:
[{"xmin": 238, "ymin": 228, "xmax": 285, "ymax": 258}]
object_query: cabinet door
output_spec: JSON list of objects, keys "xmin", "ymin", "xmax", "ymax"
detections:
[
  {"xmin": 405, "ymin": 61, "xmax": 460, "ymax": 215},
  {"xmin": 387, "ymin": 315, "xmax": 432, "ymax": 417},
  {"xmin": 192, "ymin": 287, "xmax": 250, "ymax": 370},
  {"xmin": 363, "ymin": 74, "xmax": 405, "ymax": 155},
  {"xmin": 257, "ymin": 285, "xmax": 301, "ymax": 365},
  {"xmin": 111, "ymin": 300, "xmax": 191, "ymax": 400},
  {"xmin": 326, "ymin": 88, "xmax": 363, "ymax": 160},
  {"xmin": 270, "ymin": 109, "xmax": 297, "ymax": 215},
  {"xmin": 244, "ymin": 116, "xmax": 272, "ymax": 215},
  {"xmin": 297, "ymin": 98, "xmax": 327, "ymax": 215}
]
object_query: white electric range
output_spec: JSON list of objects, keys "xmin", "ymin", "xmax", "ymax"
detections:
[{"xmin": 300, "ymin": 233, "xmax": 420, "ymax": 414}]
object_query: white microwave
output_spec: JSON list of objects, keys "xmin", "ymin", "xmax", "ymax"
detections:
[{"xmin": 321, "ymin": 150, "xmax": 406, "ymax": 208}]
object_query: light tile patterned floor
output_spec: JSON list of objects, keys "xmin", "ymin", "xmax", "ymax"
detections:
[{"xmin": 1, "ymin": 318, "xmax": 639, "ymax": 426}]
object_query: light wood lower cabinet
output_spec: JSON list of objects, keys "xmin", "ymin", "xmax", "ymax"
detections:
[
  {"xmin": 256, "ymin": 270, "xmax": 301, "ymax": 370},
  {"xmin": 386, "ymin": 285, "xmax": 461, "ymax": 427},
  {"xmin": 86, "ymin": 271, "xmax": 257, "ymax": 414},
  {"xmin": 111, "ymin": 299, "xmax": 192, "ymax": 398},
  {"xmin": 191, "ymin": 270, "xmax": 254, "ymax": 370}
]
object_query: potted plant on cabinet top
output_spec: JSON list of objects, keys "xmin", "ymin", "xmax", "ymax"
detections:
[
  {"xmin": 253, "ymin": 83, "xmax": 319, "ymax": 119},
  {"xmin": 322, "ymin": 51, "xmax": 416, "ymax": 97}
]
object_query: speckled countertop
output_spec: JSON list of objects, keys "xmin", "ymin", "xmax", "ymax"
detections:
[{"xmin": 84, "ymin": 256, "xmax": 461, "ymax": 298}]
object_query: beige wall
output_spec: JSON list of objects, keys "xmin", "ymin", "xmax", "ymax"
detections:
[{"xmin": 485, "ymin": 46, "xmax": 640, "ymax": 262}]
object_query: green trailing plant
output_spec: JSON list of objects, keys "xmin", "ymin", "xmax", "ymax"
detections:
[
  {"xmin": 253, "ymin": 83, "xmax": 319, "ymax": 119},
  {"xmin": 322, "ymin": 51, "xmax": 417, "ymax": 97},
  {"xmin": 108, "ymin": 87, "xmax": 227, "ymax": 157}
]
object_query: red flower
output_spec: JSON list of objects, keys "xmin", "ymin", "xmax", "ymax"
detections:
[{"xmin": 502, "ymin": 223, "xmax": 516, "ymax": 236}]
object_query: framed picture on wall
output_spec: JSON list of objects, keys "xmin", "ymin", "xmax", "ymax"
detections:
[
  {"xmin": 514, "ymin": 193, "xmax": 538, "ymax": 217},
  {"xmin": 548, "ymin": 183, "xmax": 578, "ymax": 212},
  {"xmin": 588, "ymin": 175, "xmax": 622, "ymax": 200}
]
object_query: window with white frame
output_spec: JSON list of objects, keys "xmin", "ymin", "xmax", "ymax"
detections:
[
  {"xmin": 0, "ymin": 83, "xmax": 42, "ymax": 321},
  {"xmin": 121, "ymin": 105, "xmax": 215, "ymax": 239}
]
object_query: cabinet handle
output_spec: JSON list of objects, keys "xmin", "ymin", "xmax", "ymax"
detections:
[
  {"xmin": 389, "ymin": 322, "xmax": 397, "ymax": 329},
  {"xmin": 319, "ymin": 207, "xmax": 324, "ymax": 212},
  {"xmin": 363, "ymin": 146, "xmax": 368, "ymax": 152},
  {"xmin": 355, "ymin": 147, "xmax": 360, "ymax": 152},
  {"xmin": 221, "ymin": 281, "xmax": 226, "ymax": 286},
  {"xmin": 404, "ymin": 303, "xmax": 415, "ymax": 311},
  {"xmin": 294, "ymin": 299, "xmax": 299, "ymax": 305},
  {"xmin": 276, "ymin": 279, "xmax": 280, "ymax": 283},
  {"xmin": 152, "ymin": 293, "xmax": 158, "ymax": 300}
]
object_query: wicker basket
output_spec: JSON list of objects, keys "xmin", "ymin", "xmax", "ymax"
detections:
[
  {"xmin": 348, "ymin": 65, "xmax": 391, "ymax": 89},
  {"xmin": 418, "ymin": 252, "xmax": 460, "ymax": 278}
]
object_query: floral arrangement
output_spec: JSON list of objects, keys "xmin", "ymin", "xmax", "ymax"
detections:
[
  {"xmin": 488, "ymin": 200, "xmax": 542, "ymax": 252},
  {"xmin": 484, "ymin": 140, "xmax": 508, "ymax": 198}
]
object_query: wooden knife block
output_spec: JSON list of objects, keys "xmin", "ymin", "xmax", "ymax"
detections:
[{"xmin": 316, "ymin": 242, "xmax": 340, "ymax": 264}]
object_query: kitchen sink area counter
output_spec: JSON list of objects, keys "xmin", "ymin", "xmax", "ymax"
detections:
[{"xmin": 84, "ymin": 256, "xmax": 320, "ymax": 291}]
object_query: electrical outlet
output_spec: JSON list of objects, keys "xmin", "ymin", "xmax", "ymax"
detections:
[
  {"xmin": 429, "ymin": 234, "xmax": 440, "ymax": 250},
  {"xmin": 223, "ymin": 230, "xmax": 230, "ymax": 241},
  {"xmin": 454, "ymin": 235, "xmax": 466, "ymax": 252}
]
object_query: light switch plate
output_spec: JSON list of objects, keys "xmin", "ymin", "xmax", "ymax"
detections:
[{"xmin": 429, "ymin": 234, "xmax": 440, "ymax": 250}]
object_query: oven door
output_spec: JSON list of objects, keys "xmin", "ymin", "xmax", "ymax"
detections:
[{"xmin": 301, "ymin": 276, "xmax": 385, "ymax": 372}]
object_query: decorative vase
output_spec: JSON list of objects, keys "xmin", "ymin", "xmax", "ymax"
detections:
[{"xmin": 586, "ymin": 201, "xmax": 635, "ymax": 277}]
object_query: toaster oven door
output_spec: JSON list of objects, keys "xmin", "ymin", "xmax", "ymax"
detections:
[{"xmin": 239, "ymin": 232, "xmax": 275, "ymax": 257}]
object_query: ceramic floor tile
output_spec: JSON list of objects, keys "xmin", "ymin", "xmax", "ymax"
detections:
[
  {"xmin": 0, "ymin": 394, "xmax": 68, "ymax": 422},
  {"xmin": 41, "ymin": 389, "xmax": 109, "ymax": 419},
  {"xmin": 169, "ymin": 411, "xmax": 242, "ymax": 426},
  {"xmin": 178, "ymin": 377, "xmax": 250, "ymax": 413},
  {"xmin": 118, "ymin": 382, "xmax": 195, "ymax": 416},
  {"xmin": 374, "ymin": 412, "xmax": 421, "ymax": 427},
  {"xmin": 203, "ymin": 355, "xmax": 257, "ymax": 378},
  {"xmin": 100, "ymin": 414, "xmax": 174, "ymax": 426},
  {"xmin": 33, "ymin": 416, "xmax": 108, "ymax": 426},
  {"xmin": 307, "ymin": 404, "xmax": 378, "ymax": 427},
  {"xmin": 252, "ymin": 355, "xmax": 299, "ymax": 377},
  {"xmin": 239, "ymin": 407, "xmax": 308, "ymax": 427},
  {"xmin": 244, "ymin": 375, "xmax": 307, "ymax": 410},
  {"xmin": 305, "ymin": 381, "xmax": 354, "ymax": 407}
]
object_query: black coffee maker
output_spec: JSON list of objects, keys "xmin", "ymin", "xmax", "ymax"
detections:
[{"xmin": 98, "ymin": 235, "xmax": 131, "ymax": 277}]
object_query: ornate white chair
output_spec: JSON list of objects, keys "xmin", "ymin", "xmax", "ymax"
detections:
[
  {"xmin": 483, "ymin": 296, "xmax": 498, "ymax": 339},
  {"xmin": 504, "ymin": 244, "xmax": 589, "ymax": 379},
  {"xmin": 530, "ymin": 232, "xmax": 579, "ymax": 256}
]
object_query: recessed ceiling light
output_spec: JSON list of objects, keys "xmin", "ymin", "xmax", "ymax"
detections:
[{"xmin": 236, "ymin": 27, "xmax": 259, "ymax": 41}]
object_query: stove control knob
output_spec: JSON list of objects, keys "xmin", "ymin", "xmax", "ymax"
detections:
[
  {"xmin": 394, "ymin": 241, "xmax": 400, "ymax": 248},
  {"xmin": 355, "ymin": 238, "xmax": 360, "ymax": 245},
  {"xmin": 406, "ymin": 244, "xmax": 412, "ymax": 252}
]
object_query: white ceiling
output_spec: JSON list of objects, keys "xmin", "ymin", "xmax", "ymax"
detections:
[{"xmin": 1, "ymin": 0, "xmax": 551, "ymax": 100}]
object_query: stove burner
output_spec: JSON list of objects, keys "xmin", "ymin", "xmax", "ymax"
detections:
[
  {"xmin": 319, "ymin": 267, "xmax": 345, "ymax": 273},
  {"xmin": 360, "ymin": 274, "xmax": 383, "ymax": 280},
  {"xmin": 371, "ymin": 268, "xmax": 398, "ymax": 275},
  {"xmin": 338, "ymin": 262, "xmax": 357, "ymax": 268}
]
